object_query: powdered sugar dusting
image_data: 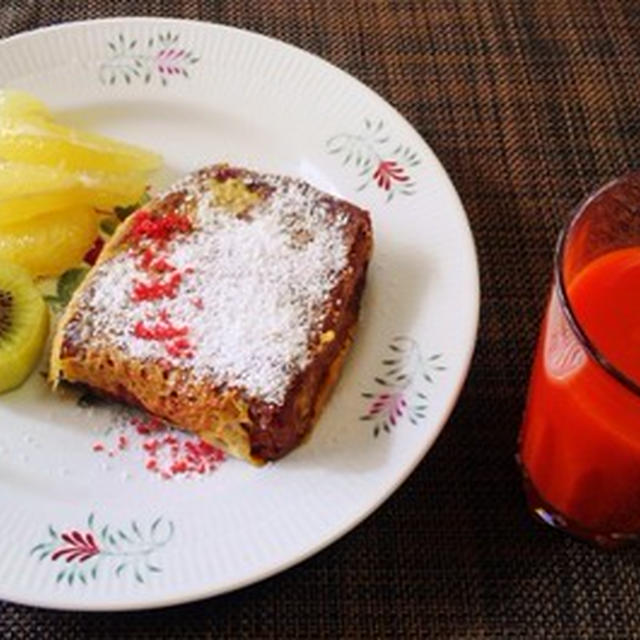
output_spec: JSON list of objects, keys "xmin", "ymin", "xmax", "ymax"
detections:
[{"xmin": 73, "ymin": 171, "xmax": 350, "ymax": 404}]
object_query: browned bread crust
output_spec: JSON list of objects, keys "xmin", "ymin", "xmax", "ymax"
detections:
[{"xmin": 50, "ymin": 164, "xmax": 373, "ymax": 462}]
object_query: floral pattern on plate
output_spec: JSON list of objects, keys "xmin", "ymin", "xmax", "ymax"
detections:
[
  {"xmin": 326, "ymin": 119, "xmax": 422, "ymax": 200},
  {"xmin": 361, "ymin": 336, "xmax": 445, "ymax": 437},
  {"xmin": 99, "ymin": 32, "xmax": 200, "ymax": 86},
  {"xmin": 30, "ymin": 513, "xmax": 175, "ymax": 585}
]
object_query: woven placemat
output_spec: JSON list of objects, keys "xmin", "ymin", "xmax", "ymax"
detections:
[{"xmin": 2, "ymin": 0, "xmax": 640, "ymax": 637}]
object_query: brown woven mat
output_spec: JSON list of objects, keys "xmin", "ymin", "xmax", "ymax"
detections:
[{"xmin": 2, "ymin": 0, "xmax": 640, "ymax": 637}]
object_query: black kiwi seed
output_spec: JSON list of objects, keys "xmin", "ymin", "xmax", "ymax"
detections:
[{"xmin": 0, "ymin": 289, "xmax": 13, "ymax": 336}]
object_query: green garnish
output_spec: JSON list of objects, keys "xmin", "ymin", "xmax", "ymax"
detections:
[
  {"xmin": 99, "ymin": 218, "xmax": 118, "ymax": 236},
  {"xmin": 114, "ymin": 191, "xmax": 151, "ymax": 221},
  {"xmin": 44, "ymin": 267, "xmax": 88, "ymax": 311}
]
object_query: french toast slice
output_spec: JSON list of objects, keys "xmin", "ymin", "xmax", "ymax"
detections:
[{"xmin": 49, "ymin": 164, "xmax": 373, "ymax": 463}]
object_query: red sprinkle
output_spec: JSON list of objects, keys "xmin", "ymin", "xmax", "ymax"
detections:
[
  {"xmin": 151, "ymin": 257, "xmax": 175, "ymax": 273},
  {"xmin": 91, "ymin": 414, "xmax": 226, "ymax": 480},
  {"xmin": 131, "ymin": 415, "xmax": 164, "ymax": 435},
  {"xmin": 135, "ymin": 416, "xmax": 165, "ymax": 436},
  {"xmin": 138, "ymin": 249, "xmax": 176, "ymax": 274},
  {"xmin": 126, "ymin": 211, "xmax": 196, "ymax": 358},
  {"xmin": 138, "ymin": 247, "xmax": 155, "ymax": 270},
  {"xmin": 134, "ymin": 317, "xmax": 188, "ymax": 341},
  {"xmin": 127, "ymin": 209, "xmax": 192, "ymax": 248},
  {"xmin": 143, "ymin": 439, "xmax": 158, "ymax": 453},
  {"xmin": 170, "ymin": 459, "xmax": 188, "ymax": 474},
  {"xmin": 134, "ymin": 311, "xmax": 190, "ymax": 355},
  {"xmin": 131, "ymin": 272, "xmax": 182, "ymax": 301},
  {"xmin": 165, "ymin": 337, "xmax": 194, "ymax": 359}
]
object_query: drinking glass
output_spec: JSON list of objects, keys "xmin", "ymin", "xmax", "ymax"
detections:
[{"xmin": 519, "ymin": 171, "xmax": 640, "ymax": 547}]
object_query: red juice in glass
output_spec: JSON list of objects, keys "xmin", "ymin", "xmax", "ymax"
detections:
[{"xmin": 519, "ymin": 172, "xmax": 640, "ymax": 546}]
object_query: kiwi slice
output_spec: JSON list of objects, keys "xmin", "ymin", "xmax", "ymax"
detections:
[{"xmin": 0, "ymin": 261, "xmax": 49, "ymax": 393}]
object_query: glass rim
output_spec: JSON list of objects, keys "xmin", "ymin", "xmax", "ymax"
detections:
[{"xmin": 554, "ymin": 177, "xmax": 640, "ymax": 399}]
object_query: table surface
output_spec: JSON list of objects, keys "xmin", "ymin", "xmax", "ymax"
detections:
[{"xmin": 2, "ymin": 0, "xmax": 640, "ymax": 637}]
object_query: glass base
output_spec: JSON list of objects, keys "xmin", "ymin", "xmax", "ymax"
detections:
[{"xmin": 519, "ymin": 460, "xmax": 638, "ymax": 549}]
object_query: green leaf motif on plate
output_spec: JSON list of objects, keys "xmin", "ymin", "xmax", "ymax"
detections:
[
  {"xmin": 326, "ymin": 119, "xmax": 422, "ymax": 201},
  {"xmin": 99, "ymin": 32, "xmax": 200, "ymax": 86},
  {"xmin": 361, "ymin": 336, "xmax": 445, "ymax": 437},
  {"xmin": 29, "ymin": 513, "xmax": 175, "ymax": 586}
]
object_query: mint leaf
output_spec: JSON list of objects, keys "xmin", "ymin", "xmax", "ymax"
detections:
[
  {"xmin": 114, "ymin": 191, "xmax": 151, "ymax": 222},
  {"xmin": 100, "ymin": 218, "xmax": 118, "ymax": 236},
  {"xmin": 114, "ymin": 203, "xmax": 138, "ymax": 221},
  {"xmin": 56, "ymin": 268, "xmax": 88, "ymax": 307},
  {"xmin": 43, "ymin": 294, "xmax": 62, "ymax": 311}
]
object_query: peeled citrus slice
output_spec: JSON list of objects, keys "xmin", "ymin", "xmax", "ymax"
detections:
[
  {"xmin": 76, "ymin": 169, "xmax": 148, "ymax": 210},
  {"xmin": 0, "ymin": 90, "xmax": 51, "ymax": 121},
  {"xmin": 0, "ymin": 162, "xmax": 147, "ymax": 225},
  {"xmin": 0, "ymin": 161, "xmax": 77, "ymax": 196},
  {"xmin": 0, "ymin": 117, "xmax": 162, "ymax": 174},
  {"xmin": 0, "ymin": 260, "xmax": 49, "ymax": 393},
  {"xmin": 0, "ymin": 205, "xmax": 98, "ymax": 277}
]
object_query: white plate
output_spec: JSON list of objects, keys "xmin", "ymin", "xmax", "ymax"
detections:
[{"xmin": 0, "ymin": 18, "xmax": 479, "ymax": 611}]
